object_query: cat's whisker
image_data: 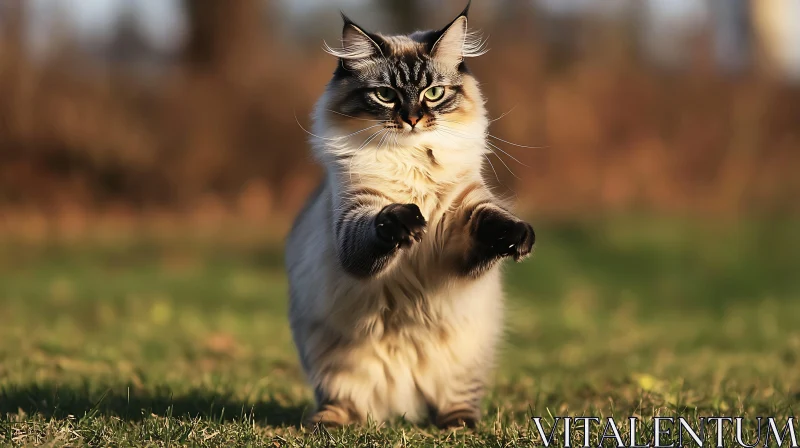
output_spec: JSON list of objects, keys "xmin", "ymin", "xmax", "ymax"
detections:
[
  {"xmin": 294, "ymin": 110, "xmax": 382, "ymax": 142},
  {"xmin": 388, "ymin": 130, "xmax": 398, "ymax": 150},
  {"xmin": 480, "ymin": 150, "xmax": 519, "ymax": 200},
  {"xmin": 348, "ymin": 128, "xmax": 387, "ymax": 182},
  {"xmin": 432, "ymin": 118, "xmax": 465, "ymax": 127},
  {"xmin": 430, "ymin": 128, "xmax": 511, "ymax": 189},
  {"xmin": 357, "ymin": 129, "xmax": 387, "ymax": 154},
  {"xmin": 482, "ymin": 153, "xmax": 502, "ymax": 187},
  {"xmin": 434, "ymin": 125, "xmax": 476, "ymax": 139},
  {"xmin": 486, "ymin": 147, "xmax": 522, "ymax": 180},
  {"xmin": 435, "ymin": 124, "xmax": 484, "ymax": 140},
  {"xmin": 442, "ymin": 126, "xmax": 530, "ymax": 171},
  {"xmin": 487, "ymin": 141, "xmax": 530, "ymax": 168},
  {"xmin": 326, "ymin": 109, "xmax": 384, "ymax": 122},
  {"xmin": 385, "ymin": 130, "xmax": 397, "ymax": 149},
  {"xmin": 436, "ymin": 125, "xmax": 537, "ymax": 173},
  {"xmin": 378, "ymin": 129, "xmax": 389, "ymax": 151},
  {"xmin": 435, "ymin": 126, "xmax": 522, "ymax": 180},
  {"xmin": 357, "ymin": 128, "xmax": 386, "ymax": 152},
  {"xmin": 376, "ymin": 129, "xmax": 392, "ymax": 152},
  {"xmin": 437, "ymin": 117, "xmax": 546, "ymax": 150},
  {"xmin": 336, "ymin": 124, "xmax": 385, "ymax": 140},
  {"xmin": 488, "ymin": 134, "xmax": 546, "ymax": 149},
  {"xmin": 376, "ymin": 132, "xmax": 386, "ymax": 152},
  {"xmin": 294, "ymin": 111, "xmax": 337, "ymax": 141},
  {"xmin": 489, "ymin": 106, "xmax": 517, "ymax": 123}
]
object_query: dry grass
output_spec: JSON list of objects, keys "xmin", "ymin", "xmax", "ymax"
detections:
[{"xmin": 0, "ymin": 218, "xmax": 798, "ymax": 446}]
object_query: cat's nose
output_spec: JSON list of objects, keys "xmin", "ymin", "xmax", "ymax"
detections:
[{"xmin": 402, "ymin": 111, "xmax": 423, "ymax": 128}]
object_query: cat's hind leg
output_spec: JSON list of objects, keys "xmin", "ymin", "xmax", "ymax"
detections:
[
  {"xmin": 432, "ymin": 404, "xmax": 481, "ymax": 429},
  {"xmin": 427, "ymin": 376, "xmax": 486, "ymax": 429},
  {"xmin": 304, "ymin": 394, "xmax": 360, "ymax": 428}
]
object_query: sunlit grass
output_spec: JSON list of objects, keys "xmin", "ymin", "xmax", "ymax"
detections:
[{"xmin": 0, "ymin": 219, "xmax": 798, "ymax": 446}]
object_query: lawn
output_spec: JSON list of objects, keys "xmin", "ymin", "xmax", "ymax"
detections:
[{"xmin": 1, "ymin": 218, "xmax": 799, "ymax": 447}]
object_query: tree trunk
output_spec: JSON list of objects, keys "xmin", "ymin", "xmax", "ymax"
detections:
[
  {"xmin": 1, "ymin": 0, "xmax": 25, "ymax": 57},
  {"xmin": 712, "ymin": 0, "xmax": 752, "ymax": 74},
  {"xmin": 181, "ymin": 0, "xmax": 263, "ymax": 75},
  {"xmin": 383, "ymin": 0, "xmax": 420, "ymax": 32}
]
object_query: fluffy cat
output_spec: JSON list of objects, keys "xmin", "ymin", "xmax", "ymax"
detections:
[{"xmin": 285, "ymin": 3, "xmax": 535, "ymax": 429}]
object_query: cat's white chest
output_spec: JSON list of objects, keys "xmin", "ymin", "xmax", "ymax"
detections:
[{"xmin": 353, "ymin": 147, "xmax": 440, "ymax": 207}]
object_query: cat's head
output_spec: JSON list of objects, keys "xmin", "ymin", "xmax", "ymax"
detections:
[{"xmin": 315, "ymin": 3, "xmax": 489, "ymax": 148}]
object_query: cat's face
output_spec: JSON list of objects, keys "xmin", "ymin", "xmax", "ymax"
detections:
[{"xmin": 319, "ymin": 6, "xmax": 488, "ymax": 141}]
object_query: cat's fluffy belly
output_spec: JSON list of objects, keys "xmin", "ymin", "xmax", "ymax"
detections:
[{"xmin": 299, "ymin": 268, "xmax": 504, "ymax": 424}]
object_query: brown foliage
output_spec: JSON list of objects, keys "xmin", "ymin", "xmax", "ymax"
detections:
[{"xmin": 0, "ymin": 3, "xmax": 798, "ymax": 226}]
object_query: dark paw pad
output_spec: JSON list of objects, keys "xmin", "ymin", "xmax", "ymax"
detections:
[
  {"xmin": 375, "ymin": 203, "xmax": 427, "ymax": 248},
  {"xmin": 473, "ymin": 208, "xmax": 535, "ymax": 261}
]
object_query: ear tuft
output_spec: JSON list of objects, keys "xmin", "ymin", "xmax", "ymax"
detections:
[
  {"xmin": 323, "ymin": 14, "xmax": 383, "ymax": 63},
  {"xmin": 430, "ymin": 16, "xmax": 467, "ymax": 67},
  {"xmin": 462, "ymin": 28, "xmax": 489, "ymax": 58},
  {"xmin": 430, "ymin": 13, "xmax": 488, "ymax": 68}
]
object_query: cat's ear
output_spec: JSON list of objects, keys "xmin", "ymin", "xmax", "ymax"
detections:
[
  {"xmin": 430, "ymin": 1, "xmax": 487, "ymax": 67},
  {"xmin": 324, "ymin": 13, "xmax": 383, "ymax": 67}
]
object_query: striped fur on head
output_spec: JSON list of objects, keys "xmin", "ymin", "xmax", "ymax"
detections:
[{"xmin": 320, "ymin": 4, "xmax": 489, "ymax": 136}]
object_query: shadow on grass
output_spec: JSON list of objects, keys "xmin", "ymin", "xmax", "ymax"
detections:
[{"xmin": 0, "ymin": 383, "xmax": 309, "ymax": 427}]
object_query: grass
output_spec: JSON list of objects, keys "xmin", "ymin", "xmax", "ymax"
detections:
[{"xmin": 0, "ymin": 218, "xmax": 799, "ymax": 447}]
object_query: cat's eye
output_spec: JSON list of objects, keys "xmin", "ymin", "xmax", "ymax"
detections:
[
  {"xmin": 375, "ymin": 87, "xmax": 397, "ymax": 103},
  {"xmin": 424, "ymin": 86, "xmax": 445, "ymax": 102}
]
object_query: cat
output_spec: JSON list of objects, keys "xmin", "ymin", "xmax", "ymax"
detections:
[{"xmin": 285, "ymin": 2, "xmax": 535, "ymax": 429}]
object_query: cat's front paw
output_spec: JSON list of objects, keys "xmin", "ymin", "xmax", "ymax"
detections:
[
  {"xmin": 473, "ymin": 207, "xmax": 535, "ymax": 261},
  {"xmin": 375, "ymin": 203, "xmax": 427, "ymax": 249}
]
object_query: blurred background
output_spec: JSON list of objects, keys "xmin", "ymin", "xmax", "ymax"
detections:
[{"xmin": 1, "ymin": 0, "xmax": 799, "ymax": 241}]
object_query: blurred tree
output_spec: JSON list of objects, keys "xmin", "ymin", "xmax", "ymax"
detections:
[
  {"xmin": 107, "ymin": 8, "xmax": 151, "ymax": 63},
  {"xmin": 383, "ymin": 0, "xmax": 420, "ymax": 32},
  {"xmin": 711, "ymin": 0, "xmax": 752, "ymax": 75},
  {"xmin": 181, "ymin": 0, "xmax": 264, "ymax": 77},
  {"xmin": 0, "ymin": 0, "xmax": 25, "ymax": 57}
]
